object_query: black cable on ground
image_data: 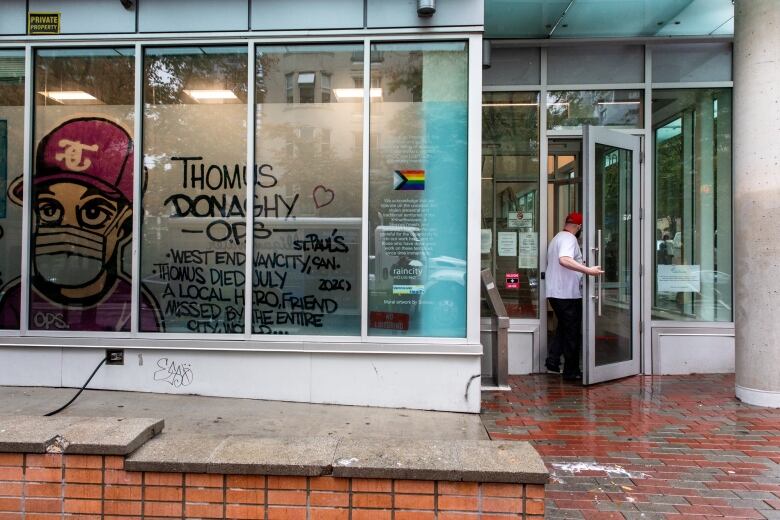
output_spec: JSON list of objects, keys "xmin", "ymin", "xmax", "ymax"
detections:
[{"xmin": 44, "ymin": 356, "xmax": 107, "ymax": 417}]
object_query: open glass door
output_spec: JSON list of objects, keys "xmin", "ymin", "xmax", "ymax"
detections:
[{"xmin": 582, "ymin": 126, "xmax": 641, "ymax": 385}]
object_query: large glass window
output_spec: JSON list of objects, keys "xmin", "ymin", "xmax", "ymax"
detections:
[
  {"xmin": 482, "ymin": 91, "xmax": 540, "ymax": 318},
  {"xmin": 368, "ymin": 42, "xmax": 468, "ymax": 337},
  {"xmin": 0, "ymin": 50, "xmax": 24, "ymax": 330},
  {"xmin": 142, "ymin": 46, "xmax": 247, "ymax": 333},
  {"xmin": 547, "ymin": 90, "xmax": 643, "ymax": 131},
  {"xmin": 24, "ymin": 48, "xmax": 136, "ymax": 332},
  {"xmin": 652, "ymin": 89, "xmax": 732, "ymax": 321},
  {"xmin": 253, "ymin": 44, "xmax": 363, "ymax": 336}
]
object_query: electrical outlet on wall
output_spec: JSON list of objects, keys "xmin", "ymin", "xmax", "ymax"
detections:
[{"xmin": 106, "ymin": 349, "xmax": 125, "ymax": 365}]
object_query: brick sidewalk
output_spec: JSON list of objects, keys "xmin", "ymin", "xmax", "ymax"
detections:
[{"xmin": 481, "ymin": 374, "xmax": 780, "ymax": 519}]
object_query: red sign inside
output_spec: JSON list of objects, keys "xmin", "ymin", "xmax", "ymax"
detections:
[
  {"xmin": 505, "ymin": 273, "xmax": 520, "ymax": 289},
  {"xmin": 369, "ymin": 311, "xmax": 410, "ymax": 331}
]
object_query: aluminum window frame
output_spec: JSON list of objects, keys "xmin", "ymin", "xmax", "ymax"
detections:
[
  {"xmin": 0, "ymin": 30, "xmax": 481, "ymax": 352},
  {"xmin": 478, "ymin": 38, "xmax": 734, "ymax": 373}
]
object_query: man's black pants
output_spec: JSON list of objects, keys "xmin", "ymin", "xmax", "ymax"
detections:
[{"xmin": 546, "ymin": 297, "xmax": 582, "ymax": 377}]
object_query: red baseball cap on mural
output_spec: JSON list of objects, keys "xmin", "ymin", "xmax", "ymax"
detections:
[
  {"xmin": 14, "ymin": 117, "xmax": 134, "ymax": 203},
  {"xmin": 565, "ymin": 211, "xmax": 583, "ymax": 225}
]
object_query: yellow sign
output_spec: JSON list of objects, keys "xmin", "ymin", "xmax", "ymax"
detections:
[{"xmin": 28, "ymin": 13, "xmax": 61, "ymax": 35}]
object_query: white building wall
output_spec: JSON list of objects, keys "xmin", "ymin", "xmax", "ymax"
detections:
[{"xmin": 0, "ymin": 346, "xmax": 482, "ymax": 412}]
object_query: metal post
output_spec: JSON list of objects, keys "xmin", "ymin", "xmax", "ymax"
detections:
[{"xmin": 481, "ymin": 269, "xmax": 509, "ymax": 389}]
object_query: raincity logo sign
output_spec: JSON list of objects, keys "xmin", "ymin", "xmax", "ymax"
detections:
[
  {"xmin": 28, "ymin": 13, "xmax": 61, "ymax": 35},
  {"xmin": 55, "ymin": 140, "xmax": 99, "ymax": 172}
]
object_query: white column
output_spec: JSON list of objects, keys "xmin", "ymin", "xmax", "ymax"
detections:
[{"xmin": 734, "ymin": 0, "xmax": 780, "ymax": 407}]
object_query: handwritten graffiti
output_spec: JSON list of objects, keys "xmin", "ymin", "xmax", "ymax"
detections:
[
  {"xmin": 143, "ymin": 152, "xmax": 359, "ymax": 334},
  {"xmin": 153, "ymin": 357, "xmax": 194, "ymax": 387},
  {"xmin": 312, "ymin": 185, "xmax": 335, "ymax": 209}
]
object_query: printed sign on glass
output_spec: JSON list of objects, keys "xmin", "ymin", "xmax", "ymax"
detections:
[{"xmin": 28, "ymin": 13, "xmax": 61, "ymax": 35}]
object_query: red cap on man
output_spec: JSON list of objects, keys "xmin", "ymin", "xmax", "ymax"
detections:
[
  {"xmin": 565, "ymin": 211, "xmax": 583, "ymax": 226},
  {"xmin": 15, "ymin": 117, "xmax": 134, "ymax": 203}
]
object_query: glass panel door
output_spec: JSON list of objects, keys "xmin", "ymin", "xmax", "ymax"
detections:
[{"xmin": 583, "ymin": 126, "xmax": 641, "ymax": 385}]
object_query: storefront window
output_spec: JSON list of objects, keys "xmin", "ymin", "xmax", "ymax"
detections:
[
  {"xmin": 0, "ymin": 50, "xmax": 25, "ymax": 330},
  {"xmin": 547, "ymin": 90, "xmax": 643, "ymax": 130},
  {"xmin": 141, "ymin": 46, "xmax": 247, "ymax": 333},
  {"xmin": 482, "ymin": 91, "xmax": 540, "ymax": 318},
  {"xmin": 22, "ymin": 48, "xmax": 136, "ymax": 332},
  {"xmin": 253, "ymin": 44, "xmax": 363, "ymax": 335},
  {"xmin": 368, "ymin": 42, "xmax": 468, "ymax": 337},
  {"xmin": 652, "ymin": 89, "xmax": 732, "ymax": 322}
]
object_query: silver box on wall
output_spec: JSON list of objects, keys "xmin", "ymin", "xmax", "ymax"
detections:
[
  {"xmin": 0, "ymin": 0, "xmax": 26, "ymax": 35},
  {"xmin": 140, "ymin": 0, "xmax": 248, "ymax": 32},
  {"xmin": 367, "ymin": 0, "xmax": 483, "ymax": 28},
  {"xmin": 29, "ymin": 0, "xmax": 136, "ymax": 34},
  {"xmin": 251, "ymin": 0, "xmax": 363, "ymax": 31}
]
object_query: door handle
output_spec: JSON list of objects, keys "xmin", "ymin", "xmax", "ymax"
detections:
[
  {"xmin": 590, "ymin": 228, "xmax": 603, "ymax": 317},
  {"xmin": 597, "ymin": 228, "xmax": 602, "ymax": 317}
]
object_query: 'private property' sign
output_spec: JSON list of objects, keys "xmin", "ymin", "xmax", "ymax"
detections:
[{"xmin": 28, "ymin": 13, "xmax": 61, "ymax": 35}]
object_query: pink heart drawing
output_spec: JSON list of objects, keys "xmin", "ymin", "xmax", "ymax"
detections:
[{"xmin": 313, "ymin": 185, "xmax": 335, "ymax": 209}]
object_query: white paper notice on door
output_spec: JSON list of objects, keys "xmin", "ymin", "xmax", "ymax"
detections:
[
  {"xmin": 657, "ymin": 264, "xmax": 701, "ymax": 293},
  {"xmin": 497, "ymin": 232, "xmax": 517, "ymax": 256},
  {"xmin": 518, "ymin": 232, "xmax": 537, "ymax": 268},
  {"xmin": 481, "ymin": 229, "xmax": 492, "ymax": 254}
]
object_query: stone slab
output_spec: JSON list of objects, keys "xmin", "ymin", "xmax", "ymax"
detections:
[
  {"xmin": 208, "ymin": 436, "xmax": 339, "ymax": 476},
  {"xmin": 0, "ymin": 415, "xmax": 163, "ymax": 455},
  {"xmin": 124, "ymin": 434, "xmax": 227, "ymax": 473},
  {"xmin": 60, "ymin": 417, "xmax": 165, "ymax": 455},
  {"xmin": 126, "ymin": 436, "xmax": 547, "ymax": 483},
  {"xmin": 0, "ymin": 416, "xmax": 74, "ymax": 453},
  {"xmin": 126, "ymin": 435, "xmax": 339, "ymax": 476},
  {"xmin": 332, "ymin": 439, "xmax": 549, "ymax": 484}
]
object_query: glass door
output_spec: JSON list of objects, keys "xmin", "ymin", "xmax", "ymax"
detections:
[{"xmin": 583, "ymin": 126, "xmax": 641, "ymax": 385}]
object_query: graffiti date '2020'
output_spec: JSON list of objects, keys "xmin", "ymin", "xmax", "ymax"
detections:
[{"xmin": 153, "ymin": 358, "xmax": 194, "ymax": 387}]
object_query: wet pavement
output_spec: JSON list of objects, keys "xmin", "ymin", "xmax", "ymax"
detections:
[{"xmin": 481, "ymin": 373, "xmax": 780, "ymax": 519}]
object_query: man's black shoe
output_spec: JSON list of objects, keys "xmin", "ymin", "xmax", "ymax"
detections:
[
  {"xmin": 545, "ymin": 362, "xmax": 560, "ymax": 374},
  {"xmin": 562, "ymin": 371, "xmax": 582, "ymax": 381}
]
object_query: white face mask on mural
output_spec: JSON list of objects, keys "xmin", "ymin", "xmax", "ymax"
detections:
[
  {"xmin": 34, "ymin": 225, "xmax": 109, "ymax": 287},
  {"xmin": 33, "ymin": 198, "xmax": 131, "ymax": 290}
]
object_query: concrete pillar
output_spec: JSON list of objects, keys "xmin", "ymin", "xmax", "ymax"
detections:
[{"xmin": 734, "ymin": 0, "xmax": 780, "ymax": 407}]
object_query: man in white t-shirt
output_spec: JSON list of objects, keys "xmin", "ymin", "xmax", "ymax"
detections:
[{"xmin": 545, "ymin": 212, "xmax": 603, "ymax": 380}]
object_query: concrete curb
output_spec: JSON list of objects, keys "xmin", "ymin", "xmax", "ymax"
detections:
[
  {"xmin": 332, "ymin": 439, "xmax": 549, "ymax": 484},
  {"xmin": 0, "ymin": 415, "xmax": 164, "ymax": 455},
  {"xmin": 0, "ymin": 415, "xmax": 549, "ymax": 484},
  {"xmin": 126, "ymin": 434, "xmax": 549, "ymax": 484}
]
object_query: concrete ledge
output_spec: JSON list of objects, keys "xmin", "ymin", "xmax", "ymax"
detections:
[
  {"xmin": 209, "ymin": 436, "xmax": 339, "ymax": 476},
  {"xmin": 0, "ymin": 415, "xmax": 164, "ymax": 455},
  {"xmin": 126, "ymin": 434, "xmax": 339, "ymax": 476},
  {"xmin": 125, "ymin": 435, "xmax": 548, "ymax": 484},
  {"xmin": 333, "ymin": 439, "xmax": 548, "ymax": 484},
  {"xmin": 0, "ymin": 414, "xmax": 548, "ymax": 485}
]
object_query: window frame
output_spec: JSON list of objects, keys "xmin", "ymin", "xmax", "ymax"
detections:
[{"xmin": 0, "ymin": 32, "xmax": 482, "ymax": 351}]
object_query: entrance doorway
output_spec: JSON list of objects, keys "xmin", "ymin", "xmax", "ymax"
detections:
[{"xmin": 544, "ymin": 128, "xmax": 641, "ymax": 385}]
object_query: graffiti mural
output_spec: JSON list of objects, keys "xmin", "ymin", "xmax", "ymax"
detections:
[{"xmin": 0, "ymin": 117, "xmax": 161, "ymax": 331}]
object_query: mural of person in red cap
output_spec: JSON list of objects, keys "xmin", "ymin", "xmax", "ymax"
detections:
[
  {"xmin": 544, "ymin": 211, "xmax": 603, "ymax": 381},
  {"xmin": 0, "ymin": 117, "xmax": 161, "ymax": 331}
]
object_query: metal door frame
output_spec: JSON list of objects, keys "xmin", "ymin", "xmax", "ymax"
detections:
[{"xmin": 582, "ymin": 125, "xmax": 642, "ymax": 384}]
